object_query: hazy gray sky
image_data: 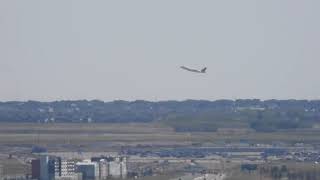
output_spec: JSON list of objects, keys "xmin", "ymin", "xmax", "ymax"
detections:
[{"xmin": 0, "ymin": 0, "xmax": 319, "ymax": 101}]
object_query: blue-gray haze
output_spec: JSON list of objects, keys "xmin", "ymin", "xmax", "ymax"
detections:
[{"xmin": 0, "ymin": 1, "xmax": 319, "ymax": 101}]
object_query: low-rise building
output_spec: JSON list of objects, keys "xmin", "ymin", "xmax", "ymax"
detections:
[
  {"xmin": 109, "ymin": 161, "xmax": 121, "ymax": 178},
  {"xmin": 76, "ymin": 160, "xmax": 99, "ymax": 180},
  {"xmin": 31, "ymin": 159, "xmax": 41, "ymax": 179},
  {"xmin": 98, "ymin": 160, "xmax": 109, "ymax": 180},
  {"xmin": 91, "ymin": 156, "xmax": 127, "ymax": 179},
  {"xmin": 0, "ymin": 164, "xmax": 3, "ymax": 179},
  {"xmin": 55, "ymin": 158, "xmax": 78, "ymax": 178},
  {"xmin": 32, "ymin": 156, "xmax": 81, "ymax": 180}
]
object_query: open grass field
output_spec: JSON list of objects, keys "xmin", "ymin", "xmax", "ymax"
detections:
[
  {"xmin": 0, "ymin": 122, "xmax": 174, "ymax": 134},
  {"xmin": 1, "ymin": 123, "xmax": 320, "ymax": 147}
]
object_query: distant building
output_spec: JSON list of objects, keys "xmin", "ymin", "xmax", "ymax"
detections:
[
  {"xmin": 40, "ymin": 156, "xmax": 49, "ymax": 180},
  {"xmin": 33, "ymin": 155, "xmax": 80, "ymax": 180},
  {"xmin": 91, "ymin": 156, "xmax": 127, "ymax": 179},
  {"xmin": 54, "ymin": 158, "xmax": 78, "ymax": 178},
  {"xmin": 31, "ymin": 159, "xmax": 41, "ymax": 179},
  {"xmin": 98, "ymin": 160, "xmax": 109, "ymax": 180},
  {"xmin": 109, "ymin": 157, "xmax": 127, "ymax": 179},
  {"xmin": 0, "ymin": 164, "xmax": 3, "ymax": 179},
  {"xmin": 76, "ymin": 160, "xmax": 99, "ymax": 180},
  {"xmin": 120, "ymin": 158, "xmax": 127, "ymax": 179},
  {"xmin": 32, "ymin": 155, "xmax": 127, "ymax": 180},
  {"xmin": 36, "ymin": 156, "xmax": 55, "ymax": 180},
  {"xmin": 109, "ymin": 161, "xmax": 121, "ymax": 178}
]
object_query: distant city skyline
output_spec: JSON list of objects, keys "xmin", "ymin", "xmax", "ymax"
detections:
[{"xmin": 1, "ymin": 1, "xmax": 320, "ymax": 101}]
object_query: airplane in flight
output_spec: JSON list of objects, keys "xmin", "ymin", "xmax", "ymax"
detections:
[{"xmin": 180, "ymin": 66, "xmax": 207, "ymax": 73}]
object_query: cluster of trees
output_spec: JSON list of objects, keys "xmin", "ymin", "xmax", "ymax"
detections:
[
  {"xmin": 0, "ymin": 99, "xmax": 320, "ymax": 132},
  {"xmin": 164, "ymin": 108, "xmax": 318, "ymax": 132}
]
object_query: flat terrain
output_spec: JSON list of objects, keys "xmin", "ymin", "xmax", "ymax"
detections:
[
  {"xmin": 1, "ymin": 123, "xmax": 320, "ymax": 151},
  {"xmin": 1, "ymin": 123, "xmax": 320, "ymax": 180},
  {"xmin": 0, "ymin": 123, "xmax": 174, "ymax": 134},
  {"xmin": 0, "ymin": 157, "xmax": 29, "ymax": 177}
]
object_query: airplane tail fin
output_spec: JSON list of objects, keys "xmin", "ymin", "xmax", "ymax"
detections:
[{"xmin": 201, "ymin": 67, "xmax": 207, "ymax": 73}]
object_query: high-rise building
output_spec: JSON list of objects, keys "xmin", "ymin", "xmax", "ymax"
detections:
[
  {"xmin": 39, "ymin": 156, "xmax": 49, "ymax": 180},
  {"xmin": 38, "ymin": 155, "xmax": 56, "ymax": 180}
]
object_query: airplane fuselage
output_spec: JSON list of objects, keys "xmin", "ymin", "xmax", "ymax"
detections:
[{"xmin": 181, "ymin": 66, "xmax": 206, "ymax": 73}]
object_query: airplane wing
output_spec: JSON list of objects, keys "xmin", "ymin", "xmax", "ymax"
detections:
[{"xmin": 180, "ymin": 66, "xmax": 201, "ymax": 73}]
